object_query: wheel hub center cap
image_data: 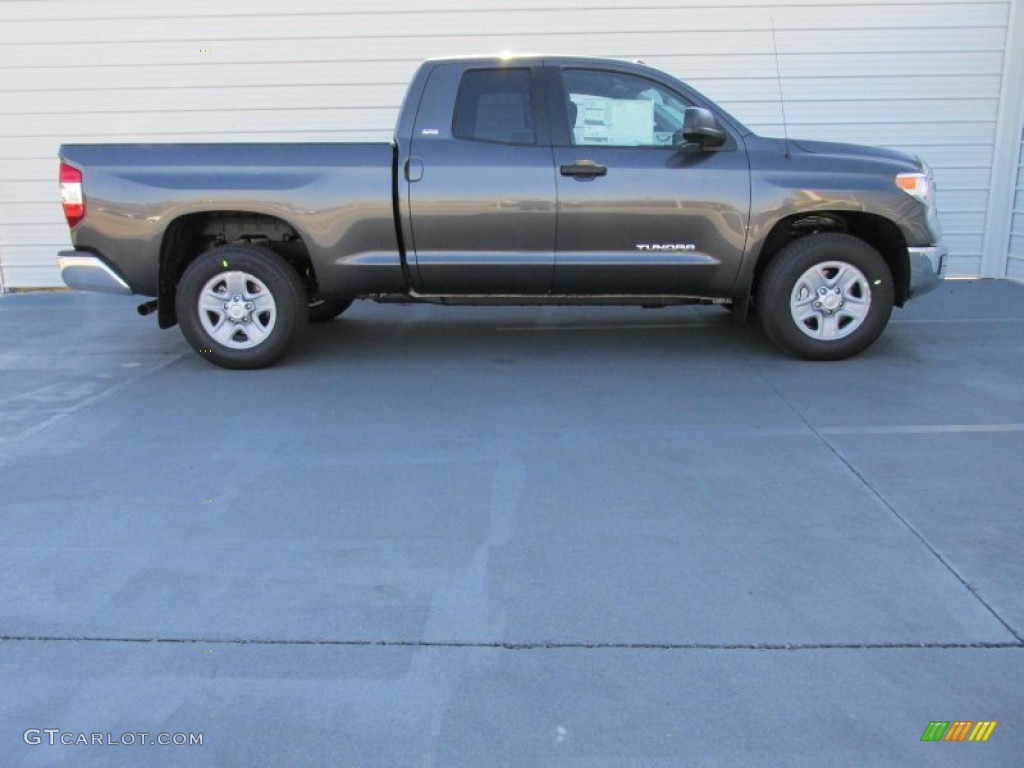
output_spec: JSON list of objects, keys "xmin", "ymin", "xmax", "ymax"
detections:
[
  {"xmin": 227, "ymin": 303, "xmax": 247, "ymax": 322},
  {"xmin": 821, "ymin": 294, "xmax": 842, "ymax": 310}
]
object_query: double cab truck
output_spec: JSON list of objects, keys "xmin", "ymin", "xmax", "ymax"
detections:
[{"xmin": 57, "ymin": 55, "xmax": 946, "ymax": 369}]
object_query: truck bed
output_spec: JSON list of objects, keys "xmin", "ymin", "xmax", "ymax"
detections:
[{"xmin": 60, "ymin": 142, "xmax": 404, "ymax": 297}]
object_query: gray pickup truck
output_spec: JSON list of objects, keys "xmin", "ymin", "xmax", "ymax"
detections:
[{"xmin": 58, "ymin": 55, "xmax": 946, "ymax": 369}]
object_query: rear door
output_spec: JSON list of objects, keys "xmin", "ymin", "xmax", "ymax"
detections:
[
  {"xmin": 404, "ymin": 63, "xmax": 557, "ymax": 294},
  {"xmin": 550, "ymin": 65, "xmax": 750, "ymax": 296}
]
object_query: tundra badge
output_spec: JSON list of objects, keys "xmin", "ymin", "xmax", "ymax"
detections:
[{"xmin": 636, "ymin": 244, "xmax": 697, "ymax": 251}]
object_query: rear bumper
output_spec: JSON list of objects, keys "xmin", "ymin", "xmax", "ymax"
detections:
[
  {"xmin": 57, "ymin": 251, "xmax": 132, "ymax": 295},
  {"xmin": 907, "ymin": 245, "xmax": 947, "ymax": 299}
]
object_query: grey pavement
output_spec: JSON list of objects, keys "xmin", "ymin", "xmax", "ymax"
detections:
[{"xmin": 1, "ymin": 280, "xmax": 1022, "ymax": 766}]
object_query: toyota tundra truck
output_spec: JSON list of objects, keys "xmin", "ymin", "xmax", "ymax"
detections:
[{"xmin": 57, "ymin": 55, "xmax": 946, "ymax": 369}]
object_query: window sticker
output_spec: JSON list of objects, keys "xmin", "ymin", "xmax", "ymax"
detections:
[{"xmin": 570, "ymin": 94, "xmax": 654, "ymax": 146}]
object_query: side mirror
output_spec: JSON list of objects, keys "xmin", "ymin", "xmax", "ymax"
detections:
[{"xmin": 682, "ymin": 107, "xmax": 727, "ymax": 148}]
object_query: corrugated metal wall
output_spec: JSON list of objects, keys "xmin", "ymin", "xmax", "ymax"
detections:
[{"xmin": 0, "ymin": 0, "xmax": 1016, "ymax": 288}]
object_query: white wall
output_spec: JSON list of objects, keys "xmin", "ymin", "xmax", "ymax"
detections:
[
  {"xmin": 0, "ymin": 0, "xmax": 1016, "ymax": 288},
  {"xmin": 1009, "ymin": 135, "xmax": 1024, "ymax": 280}
]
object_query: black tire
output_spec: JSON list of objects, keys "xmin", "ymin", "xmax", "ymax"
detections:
[
  {"xmin": 308, "ymin": 296, "xmax": 353, "ymax": 323},
  {"xmin": 176, "ymin": 244, "xmax": 308, "ymax": 369},
  {"xmin": 757, "ymin": 233, "xmax": 894, "ymax": 360}
]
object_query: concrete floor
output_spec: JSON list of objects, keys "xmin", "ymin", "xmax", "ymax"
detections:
[{"xmin": 1, "ymin": 280, "xmax": 1022, "ymax": 766}]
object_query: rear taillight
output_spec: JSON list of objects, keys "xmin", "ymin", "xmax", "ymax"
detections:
[{"xmin": 60, "ymin": 162, "xmax": 84, "ymax": 228}]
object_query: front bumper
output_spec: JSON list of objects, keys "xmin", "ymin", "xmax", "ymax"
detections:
[
  {"xmin": 57, "ymin": 251, "xmax": 132, "ymax": 295},
  {"xmin": 907, "ymin": 245, "xmax": 947, "ymax": 299}
]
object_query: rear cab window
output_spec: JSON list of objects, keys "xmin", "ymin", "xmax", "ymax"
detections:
[{"xmin": 452, "ymin": 68, "xmax": 536, "ymax": 145}]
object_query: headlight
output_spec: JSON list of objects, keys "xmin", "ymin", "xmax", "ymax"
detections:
[{"xmin": 896, "ymin": 172, "xmax": 934, "ymax": 207}]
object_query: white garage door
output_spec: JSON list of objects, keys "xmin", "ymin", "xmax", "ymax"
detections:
[{"xmin": 0, "ymin": 0, "xmax": 1015, "ymax": 288}]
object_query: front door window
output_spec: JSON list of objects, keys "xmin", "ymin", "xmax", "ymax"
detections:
[{"xmin": 563, "ymin": 69, "xmax": 692, "ymax": 149}]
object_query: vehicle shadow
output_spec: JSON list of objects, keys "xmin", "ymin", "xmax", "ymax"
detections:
[{"xmin": 290, "ymin": 303, "xmax": 775, "ymax": 369}]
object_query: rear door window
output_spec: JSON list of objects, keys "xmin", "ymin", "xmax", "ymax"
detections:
[{"xmin": 452, "ymin": 69, "xmax": 536, "ymax": 145}]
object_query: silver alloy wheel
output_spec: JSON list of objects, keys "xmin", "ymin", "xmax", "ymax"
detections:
[
  {"xmin": 789, "ymin": 260, "xmax": 872, "ymax": 340},
  {"xmin": 198, "ymin": 270, "xmax": 277, "ymax": 349}
]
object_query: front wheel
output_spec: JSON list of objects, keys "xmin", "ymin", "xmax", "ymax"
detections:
[
  {"xmin": 757, "ymin": 233, "xmax": 895, "ymax": 360},
  {"xmin": 176, "ymin": 244, "xmax": 308, "ymax": 369}
]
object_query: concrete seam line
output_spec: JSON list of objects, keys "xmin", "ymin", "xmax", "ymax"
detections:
[
  {"xmin": 0, "ymin": 635, "xmax": 1021, "ymax": 651},
  {"xmin": 0, "ymin": 352, "xmax": 187, "ymax": 448},
  {"xmin": 818, "ymin": 423, "xmax": 1024, "ymax": 435},
  {"xmin": 753, "ymin": 369, "xmax": 1024, "ymax": 645}
]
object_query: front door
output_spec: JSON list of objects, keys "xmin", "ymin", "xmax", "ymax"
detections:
[{"xmin": 551, "ymin": 67, "xmax": 750, "ymax": 296}]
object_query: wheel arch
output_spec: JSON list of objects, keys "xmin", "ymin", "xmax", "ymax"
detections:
[
  {"xmin": 745, "ymin": 212, "xmax": 909, "ymax": 314},
  {"xmin": 157, "ymin": 211, "xmax": 318, "ymax": 329}
]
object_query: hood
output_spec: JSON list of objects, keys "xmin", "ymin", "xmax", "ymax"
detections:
[{"xmin": 788, "ymin": 138, "xmax": 921, "ymax": 171}]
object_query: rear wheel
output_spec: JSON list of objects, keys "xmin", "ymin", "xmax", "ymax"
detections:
[
  {"xmin": 176, "ymin": 244, "xmax": 307, "ymax": 369},
  {"xmin": 757, "ymin": 233, "xmax": 894, "ymax": 360}
]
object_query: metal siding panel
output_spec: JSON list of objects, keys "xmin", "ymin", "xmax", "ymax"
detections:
[
  {"xmin": 0, "ymin": 0, "xmax": 1012, "ymax": 287},
  {"xmin": 0, "ymin": 203, "xmax": 64, "ymax": 226},
  {"xmin": 0, "ymin": 6, "xmax": 1010, "ymax": 44},
  {"xmin": 946, "ymin": 255, "xmax": 983, "ymax": 277},
  {"xmin": 0, "ymin": 247, "xmax": 63, "ymax": 289},
  {"xmin": 1010, "ymin": 136, "xmax": 1024, "ymax": 277},
  {"xmin": 0, "ymin": 0, "xmax": 1004, "ymax": 17},
  {"xmin": 1008, "ymin": 258, "xmax": 1024, "ymax": 279},
  {"xmin": 0, "ymin": 224, "xmax": 70, "ymax": 247},
  {"xmin": 3, "ymin": 84, "xmax": 413, "ymax": 112},
  {"xmin": 3, "ymin": 159, "xmax": 60, "ymax": 182},
  {"xmin": 6, "ymin": 109, "xmax": 402, "ymax": 139},
  {"xmin": 3, "ymin": 46, "xmax": 1006, "ymax": 79}
]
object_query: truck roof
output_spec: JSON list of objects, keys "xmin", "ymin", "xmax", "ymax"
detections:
[{"xmin": 422, "ymin": 53, "xmax": 653, "ymax": 69}]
